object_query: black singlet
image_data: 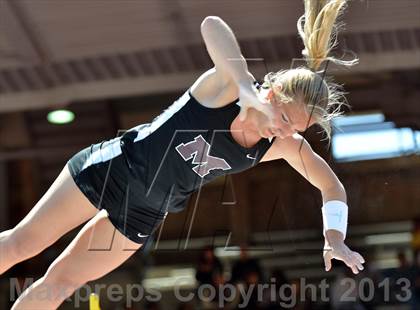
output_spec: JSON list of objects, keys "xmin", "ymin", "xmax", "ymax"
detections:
[{"xmin": 67, "ymin": 82, "xmax": 276, "ymax": 244}]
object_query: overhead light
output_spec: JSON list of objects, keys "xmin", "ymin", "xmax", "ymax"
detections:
[
  {"xmin": 142, "ymin": 268, "xmax": 196, "ymax": 290},
  {"xmin": 332, "ymin": 112, "xmax": 385, "ymax": 128},
  {"xmin": 47, "ymin": 109, "xmax": 75, "ymax": 125},
  {"xmin": 215, "ymin": 246, "xmax": 241, "ymax": 258},
  {"xmin": 331, "ymin": 112, "xmax": 420, "ymax": 162},
  {"xmin": 332, "ymin": 127, "xmax": 419, "ymax": 162},
  {"xmin": 365, "ymin": 232, "xmax": 412, "ymax": 245}
]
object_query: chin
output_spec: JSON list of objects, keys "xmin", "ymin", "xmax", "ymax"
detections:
[
  {"xmin": 258, "ymin": 130, "xmax": 268, "ymax": 139},
  {"xmin": 275, "ymin": 133, "xmax": 287, "ymax": 139}
]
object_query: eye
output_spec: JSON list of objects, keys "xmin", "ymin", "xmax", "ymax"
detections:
[{"xmin": 281, "ymin": 113, "xmax": 289, "ymax": 124}]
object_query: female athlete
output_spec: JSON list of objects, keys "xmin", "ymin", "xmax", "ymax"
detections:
[{"xmin": 1, "ymin": 0, "xmax": 365, "ymax": 308}]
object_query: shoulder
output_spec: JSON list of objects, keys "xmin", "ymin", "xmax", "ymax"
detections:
[
  {"xmin": 260, "ymin": 134, "xmax": 313, "ymax": 162},
  {"xmin": 190, "ymin": 68, "xmax": 257, "ymax": 108}
]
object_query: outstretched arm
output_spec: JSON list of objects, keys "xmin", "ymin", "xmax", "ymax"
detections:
[
  {"xmin": 262, "ymin": 134, "xmax": 365, "ymax": 274},
  {"xmin": 199, "ymin": 16, "xmax": 273, "ymax": 120},
  {"xmin": 200, "ymin": 16, "xmax": 253, "ymax": 87}
]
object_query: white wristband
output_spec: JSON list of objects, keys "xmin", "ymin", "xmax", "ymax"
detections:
[{"xmin": 322, "ymin": 200, "xmax": 348, "ymax": 239}]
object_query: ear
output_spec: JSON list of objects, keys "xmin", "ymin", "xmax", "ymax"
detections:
[
  {"xmin": 267, "ymin": 84, "xmax": 283, "ymax": 102},
  {"xmin": 267, "ymin": 89, "xmax": 275, "ymax": 102}
]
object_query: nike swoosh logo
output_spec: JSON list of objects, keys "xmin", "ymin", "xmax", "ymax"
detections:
[
  {"xmin": 137, "ymin": 233, "xmax": 149, "ymax": 238},
  {"xmin": 246, "ymin": 154, "xmax": 256, "ymax": 160}
]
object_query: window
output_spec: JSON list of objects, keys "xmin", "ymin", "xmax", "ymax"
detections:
[{"xmin": 331, "ymin": 112, "xmax": 419, "ymax": 162}]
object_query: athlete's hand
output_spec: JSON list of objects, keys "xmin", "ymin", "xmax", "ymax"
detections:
[
  {"xmin": 237, "ymin": 84, "xmax": 274, "ymax": 123},
  {"xmin": 323, "ymin": 241, "xmax": 365, "ymax": 274}
]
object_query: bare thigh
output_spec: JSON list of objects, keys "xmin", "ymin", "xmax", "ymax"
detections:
[
  {"xmin": 10, "ymin": 164, "xmax": 100, "ymax": 256},
  {"xmin": 10, "ymin": 210, "xmax": 141, "ymax": 309},
  {"xmin": 45, "ymin": 209, "xmax": 141, "ymax": 284}
]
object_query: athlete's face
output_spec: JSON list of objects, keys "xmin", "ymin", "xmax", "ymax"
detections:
[{"xmin": 255, "ymin": 89, "xmax": 315, "ymax": 139}]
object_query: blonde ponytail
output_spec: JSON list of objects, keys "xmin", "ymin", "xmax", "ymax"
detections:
[
  {"xmin": 298, "ymin": 0, "xmax": 358, "ymax": 71},
  {"xmin": 262, "ymin": 0, "xmax": 358, "ymax": 139}
]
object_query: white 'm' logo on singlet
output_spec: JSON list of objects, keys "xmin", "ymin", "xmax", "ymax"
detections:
[{"xmin": 175, "ymin": 135, "xmax": 231, "ymax": 178}]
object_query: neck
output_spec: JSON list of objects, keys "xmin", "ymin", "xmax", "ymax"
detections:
[
  {"xmin": 231, "ymin": 89, "xmax": 270, "ymax": 144},
  {"xmin": 234, "ymin": 110, "xmax": 259, "ymax": 134}
]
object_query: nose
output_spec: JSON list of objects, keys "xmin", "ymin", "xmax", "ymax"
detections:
[{"xmin": 272, "ymin": 126, "xmax": 294, "ymax": 138}]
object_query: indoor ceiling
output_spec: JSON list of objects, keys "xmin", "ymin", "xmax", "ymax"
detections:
[
  {"xmin": 0, "ymin": 0, "xmax": 419, "ymax": 112},
  {"xmin": 0, "ymin": 0, "xmax": 419, "ymax": 188}
]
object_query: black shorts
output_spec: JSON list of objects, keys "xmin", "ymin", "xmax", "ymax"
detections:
[{"xmin": 67, "ymin": 138, "xmax": 167, "ymax": 244}]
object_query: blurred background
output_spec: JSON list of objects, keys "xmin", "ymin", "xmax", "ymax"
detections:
[{"xmin": 0, "ymin": 0, "xmax": 419, "ymax": 309}]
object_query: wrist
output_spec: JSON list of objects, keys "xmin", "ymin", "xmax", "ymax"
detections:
[
  {"xmin": 325, "ymin": 240, "xmax": 345, "ymax": 250},
  {"xmin": 322, "ymin": 200, "xmax": 348, "ymax": 240},
  {"xmin": 325, "ymin": 229, "xmax": 345, "ymax": 248}
]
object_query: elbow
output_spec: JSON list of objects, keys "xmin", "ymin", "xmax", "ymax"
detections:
[
  {"xmin": 201, "ymin": 16, "xmax": 223, "ymax": 31},
  {"xmin": 335, "ymin": 181, "xmax": 346, "ymax": 194},
  {"xmin": 322, "ymin": 182, "xmax": 347, "ymax": 203}
]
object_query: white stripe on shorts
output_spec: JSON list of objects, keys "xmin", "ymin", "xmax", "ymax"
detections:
[{"xmin": 81, "ymin": 137, "xmax": 122, "ymax": 171}]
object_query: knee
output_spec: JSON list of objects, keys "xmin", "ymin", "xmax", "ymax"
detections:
[
  {"xmin": 10, "ymin": 230, "xmax": 51, "ymax": 261},
  {"xmin": 42, "ymin": 273, "xmax": 86, "ymax": 300},
  {"xmin": 43, "ymin": 265, "xmax": 87, "ymax": 296},
  {"xmin": 38, "ymin": 274, "xmax": 84, "ymax": 302},
  {"xmin": 1, "ymin": 230, "xmax": 20, "ymax": 261}
]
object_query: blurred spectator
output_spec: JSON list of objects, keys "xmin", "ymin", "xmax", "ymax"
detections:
[
  {"xmin": 263, "ymin": 269, "xmax": 291, "ymax": 310},
  {"xmin": 231, "ymin": 249, "xmax": 264, "ymax": 310},
  {"xmin": 145, "ymin": 300, "xmax": 161, "ymax": 310},
  {"xmin": 397, "ymin": 251, "xmax": 410, "ymax": 269},
  {"xmin": 230, "ymin": 244, "xmax": 263, "ymax": 284},
  {"xmin": 393, "ymin": 251, "xmax": 418, "ymax": 309},
  {"xmin": 177, "ymin": 302, "xmax": 195, "ymax": 310},
  {"xmin": 412, "ymin": 217, "xmax": 420, "ymax": 259},
  {"xmin": 240, "ymin": 271, "xmax": 262, "ymax": 309},
  {"xmin": 195, "ymin": 246, "xmax": 223, "ymax": 285},
  {"xmin": 413, "ymin": 251, "xmax": 420, "ymax": 309},
  {"xmin": 289, "ymin": 278, "xmax": 315, "ymax": 310},
  {"xmin": 358, "ymin": 254, "xmax": 381, "ymax": 310},
  {"xmin": 330, "ymin": 267, "xmax": 366, "ymax": 310}
]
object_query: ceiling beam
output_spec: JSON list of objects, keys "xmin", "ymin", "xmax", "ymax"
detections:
[
  {"xmin": 1, "ymin": 0, "xmax": 51, "ymax": 65},
  {"xmin": 1, "ymin": 49, "xmax": 420, "ymax": 114}
]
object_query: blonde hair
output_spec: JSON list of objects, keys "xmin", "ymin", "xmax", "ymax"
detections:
[{"xmin": 263, "ymin": 0, "xmax": 358, "ymax": 139}]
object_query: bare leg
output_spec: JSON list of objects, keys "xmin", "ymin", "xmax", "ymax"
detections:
[
  {"xmin": 11, "ymin": 209, "xmax": 141, "ymax": 309},
  {"xmin": 0, "ymin": 165, "xmax": 99, "ymax": 275}
]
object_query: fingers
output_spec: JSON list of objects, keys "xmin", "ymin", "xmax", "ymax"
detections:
[
  {"xmin": 353, "ymin": 252, "xmax": 365, "ymax": 272},
  {"xmin": 323, "ymin": 249, "xmax": 332, "ymax": 272},
  {"xmin": 354, "ymin": 252, "xmax": 366, "ymax": 264},
  {"xmin": 350, "ymin": 264, "xmax": 359, "ymax": 274},
  {"xmin": 345, "ymin": 252, "xmax": 365, "ymax": 274},
  {"xmin": 324, "ymin": 244, "xmax": 366, "ymax": 275},
  {"xmin": 355, "ymin": 261, "xmax": 364, "ymax": 272},
  {"xmin": 341, "ymin": 254, "xmax": 359, "ymax": 274}
]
